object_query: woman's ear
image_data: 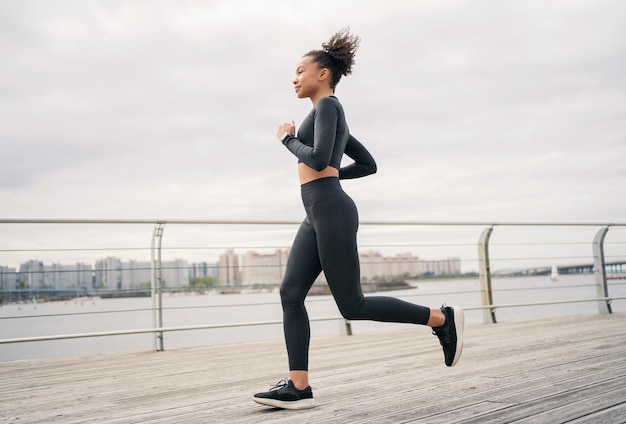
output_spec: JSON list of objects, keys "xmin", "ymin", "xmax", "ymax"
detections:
[{"xmin": 318, "ymin": 68, "xmax": 330, "ymax": 82}]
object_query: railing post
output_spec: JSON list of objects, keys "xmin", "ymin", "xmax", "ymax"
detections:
[
  {"xmin": 151, "ymin": 224, "xmax": 165, "ymax": 351},
  {"xmin": 478, "ymin": 226, "xmax": 497, "ymax": 324},
  {"xmin": 592, "ymin": 226, "xmax": 612, "ymax": 314},
  {"xmin": 340, "ymin": 319, "xmax": 353, "ymax": 336}
]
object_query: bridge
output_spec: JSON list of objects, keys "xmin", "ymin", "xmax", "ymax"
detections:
[{"xmin": 494, "ymin": 260, "xmax": 626, "ymax": 277}]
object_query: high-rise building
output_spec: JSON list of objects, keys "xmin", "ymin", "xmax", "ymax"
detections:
[
  {"xmin": 44, "ymin": 263, "xmax": 93, "ymax": 290},
  {"xmin": 0, "ymin": 266, "xmax": 17, "ymax": 290},
  {"xmin": 218, "ymin": 250, "xmax": 240, "ymax": 286},
  {"xmin": 189, "ymin": 262, "xmax": 218, "ymax": 280},
  {"xmin": 383, "ymin": 252, "xmax": 423, "ymax": 280},
  {"xmin": 160, "ymin": 259, "xmax": 189, "ymax": 289},
  {"xmin": 359, "ymin": 250, "xmax": 386, "ymax": 282},
  {"xmin": 241, "ymin": 249, "xmax": 289, "ymax": 285},
  {"xmin": 17, "ymin": 260, "xmax": 45, "ymax": 289},
  {"xmin": 422, "ymin": 257, "xmax": 461, "ymax": 276},
  {"xmin": 122, "ymin": 260, "xmax": 152, "ymax": 289},
  {"xmin": 101, "ymin": 258, "xmax": 189, "ymax": 290},
  {"xmin": 94, "ymin": 257, "xmax": 123, "ymax": 290}
]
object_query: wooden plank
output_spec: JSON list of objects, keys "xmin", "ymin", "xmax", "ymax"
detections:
[
  {"xmin": 427, "ymin": 376, "xmax": 626, "ymax": 424},
  {"xmin": 0, "ymin": 312, "xmax": 624, "ymax": 423},
  {"xmin": 567, "ymin": 402, "xmax": 626, "ymax": 424},
  {"xmin": 514, "ymin": 388, "xmax": 626, "ymax": 423},
  {"xmin": 346, "ymin": 364, "xmax": 626, "ymax": 424}
]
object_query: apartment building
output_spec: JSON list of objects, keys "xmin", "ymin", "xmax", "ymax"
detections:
[
  {"xmin": 241, "ymin": 249, "xmax": 289, "ymax": 285},
  {"xmin": 232, "ymin": 249, "xmax": 460, "ymax": 285},
  {"xmin": 0, "ymin": 266, "xmax": 17, "ymax": 290},
  {"xmin": 218, "ymin": 250, "xmax": 241, "ymax": 286},
  {"xmin": 95, "ymin": 257, "xmax": 189, "ymax": 290},
  {"xmin": 422, "ymin": 257, "xmax": 462, "ymax": 276},
  {"xmin": 17, "ymin": 260, "xmax": 45, "ymax": 289},
  {"xmin": 189, "ymin": 262, "xmax": 218, "ymax": 280},
  {"xmin": 44, "ymin": 263, "xmax": 93, "ymax": 290}
]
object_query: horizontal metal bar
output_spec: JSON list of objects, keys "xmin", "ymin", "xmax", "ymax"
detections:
[
  {"xmin": 0, "ymin": 308, "xmax": 155, "ymax": 320},
  {"xmin": 1, "ymin": 218, "xmax": 625, "ymax": 226},
  {"xmin": 463, "ymin": 296, "xmax": 626, "ymax": 311},
  {"xmin": 3, "ymin": 286, "xmax": 614, "ymax": 321},
  {"xmin": 2, "ymin": 296, "xmax": 625, "ymax": 345},
  {"xmin": 0, "ymin": 295, "xmax": 343, "ymax": 321},
  {"xmin": 0, "ymin": 316, "xmax": 344, "ymax": 344},
  {"xmin": 0, "ymin": 219, "xmax": 302, "ymax": 225}
]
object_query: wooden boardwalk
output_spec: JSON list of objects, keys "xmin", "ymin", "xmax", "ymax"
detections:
[{"xmin": 1, "ymin": 312, "xmax": 625, "ymax": 423}]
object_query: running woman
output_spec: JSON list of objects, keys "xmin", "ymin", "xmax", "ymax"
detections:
[{"xmin": 253, "ymin": 28, "xmax": 464, "ymax": 410}]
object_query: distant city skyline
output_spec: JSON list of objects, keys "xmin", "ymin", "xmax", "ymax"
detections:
[{"xmin": 0, "ymin": 249, "xmax": 462, "ymax": 292}]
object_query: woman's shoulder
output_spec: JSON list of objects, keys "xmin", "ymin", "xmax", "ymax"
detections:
[
  {"xmin": 317, "ymin": 95, "xmax": 341, "ymax": 106},
  {"xmin": 315, "ymin": 95, "xmax": 343, "ymax": 114}
]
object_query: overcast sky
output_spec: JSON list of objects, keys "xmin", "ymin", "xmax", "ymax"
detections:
[{"xmin": 1, "ymin": 0, "xmax": 625, "ymax": 269}]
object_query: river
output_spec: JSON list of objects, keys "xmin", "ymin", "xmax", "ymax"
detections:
[{"xmin": 1, "ymin": 274, "xmax": 624, "ymax": 362}]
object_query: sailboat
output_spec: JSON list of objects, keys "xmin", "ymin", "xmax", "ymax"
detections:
[{"xmin": 550, "ymin": 264, "xmax": 559, "ymax": 282}]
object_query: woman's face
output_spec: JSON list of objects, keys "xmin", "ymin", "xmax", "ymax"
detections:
[{"xmin": 292, "ymin": 55, "xmax": 327, "ymax": 99}]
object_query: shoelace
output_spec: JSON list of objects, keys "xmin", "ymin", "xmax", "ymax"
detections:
[
  {"xmin": 268, "ymin": 379, "xmax": 289, "ymax": 391},
  {"xmin": 432, "ymin": 304, "xmax": 451, "ymax": 342},
  {"xmin": 433, "ymin": 328, "xmax": 454, "ymax": 344}
]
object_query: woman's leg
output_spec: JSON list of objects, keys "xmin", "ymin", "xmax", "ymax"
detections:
[
  {"xmin": 313, "ymin": 189, "xmax": 462, "ymax": 366},
  {"xmin": 279, "ymin": 218, "xmax": 321, "ymax": 389},
  {"xmin": 313, "ymin": 194, "xmax": 432, "ymax": 324}
]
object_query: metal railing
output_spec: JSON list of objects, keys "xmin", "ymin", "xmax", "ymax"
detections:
[
  {"xmin": 476, "ymin": 223, "xmax": 624, "ymax": 323},
  {"xmin": 1, "ymin": 219, "xmax": 625, "ymax": 353}
]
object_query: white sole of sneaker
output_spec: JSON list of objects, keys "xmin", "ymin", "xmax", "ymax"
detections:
[
  {"xmin": 253, "ymin": 396, "xmax": 316, "ymax": 410},
  {"xmin": 450, "ymin": 305, "xmax": 465, "ymax": 367}
]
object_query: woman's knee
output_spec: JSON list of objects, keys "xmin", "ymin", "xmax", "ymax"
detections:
[
  {"xmin": 280, "ymin": 279, "xmax": 305, "ymax": 308},
  {"xmin": 336, "ymin": 298, "xmax": 365, "ymax": 320}
]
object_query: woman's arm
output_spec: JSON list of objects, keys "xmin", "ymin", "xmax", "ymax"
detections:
[
  {"xmin": 339, "ymin": 134, "xmax": 377, "ymax": 179},
  {"xmin": 281, "ymin": 97, "xmax": 338, "ymax": 171}
]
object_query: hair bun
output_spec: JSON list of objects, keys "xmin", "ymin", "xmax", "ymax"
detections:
[
  {"xmin": 321, "ymin": 27, "xmax": 360, "ymax": 77},
  {"xmin": 303, "ymin": 27, "xmax": 361, "ymax": 89}
]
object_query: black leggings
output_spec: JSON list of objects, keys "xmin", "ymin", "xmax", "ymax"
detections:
[{"xmin": 280, "ymin": 177, "xmax": 431, "ymax": 371}]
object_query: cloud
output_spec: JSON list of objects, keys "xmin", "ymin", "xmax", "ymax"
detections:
[{"xmin": 1, "ymin": 0, "xmax": 625, "ymax": 269}]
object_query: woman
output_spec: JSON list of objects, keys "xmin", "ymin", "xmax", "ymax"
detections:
[{"xmin": 253, "ymin": 28, "xmax": 464, "ymax": 410}]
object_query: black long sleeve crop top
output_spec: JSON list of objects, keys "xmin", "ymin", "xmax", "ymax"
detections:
[{"xmin": 281, "ymin": 96, "xmax": 377, "ymax": 179}]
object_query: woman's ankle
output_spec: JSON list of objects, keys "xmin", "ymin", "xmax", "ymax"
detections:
[
  {"xmin": 427, "ymin": 307, "xmax": 446, "ymax": 328},
  {"xmin": 289, "ymin": 370, "xmax": 309, "ymax": 390}
]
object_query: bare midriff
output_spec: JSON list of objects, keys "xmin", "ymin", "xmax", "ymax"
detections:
[{"xmin": 298, "ymin": 163, "xmax": 339, "ymax": 185}]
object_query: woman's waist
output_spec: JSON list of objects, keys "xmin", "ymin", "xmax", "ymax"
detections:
[
  {"xmin": 300, "ymin": 176, "xmax": 349, "ymax": 207},
  {"xmin": 297, "ymin": 163, "xmax": 339, "ymax": 185}
]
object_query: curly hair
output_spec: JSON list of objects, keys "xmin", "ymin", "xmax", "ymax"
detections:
[{"xmin": 304, "ymin": 27, "xmax": 361, "ymax": 90}]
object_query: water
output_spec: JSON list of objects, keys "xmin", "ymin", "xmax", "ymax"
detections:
[{"xmin": 1, "ymin": 275, "xmax": 624, "ymax": 362}]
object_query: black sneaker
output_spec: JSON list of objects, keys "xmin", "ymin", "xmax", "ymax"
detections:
[
  {"xmin": 253, "ymin": 379, "xmax": 315, "ymax": 410},
  {"xmin": 432, "ymin": 304, "xmax": 464, "ymax": 367}
]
